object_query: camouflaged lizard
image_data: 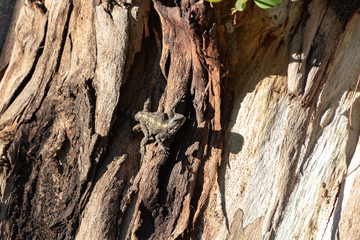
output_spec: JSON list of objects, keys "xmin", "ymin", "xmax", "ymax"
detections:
[{"xmin": 134, "ymin": 94, "xmax": 186, "ymax": 157}]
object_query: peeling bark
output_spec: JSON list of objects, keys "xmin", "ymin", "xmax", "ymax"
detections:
[
  {"xmin": 0, "ymin": 0, "xmax": 360, "ymax": 239},
  {"xmin": 121, "ymin": 1, "xmax": 223, "ymax": 239}
]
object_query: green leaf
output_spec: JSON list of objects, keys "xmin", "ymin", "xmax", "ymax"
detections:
[
  {"xmin": 233, "ymin": 0, "xmax": 247, "ymax": 12},
  {"xmin": 231, "ymin": 8, "xmax": 239, "ymax": 14},
  {"xmin": 254, "ymin": 0, "xmax": 283, "ymax": 9}
]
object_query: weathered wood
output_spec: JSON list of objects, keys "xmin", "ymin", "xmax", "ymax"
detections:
[
  {"xmin": 0, "ymin": 0, "xmax": 359, "ymax": 239},
  {"xmin": 119, "ymin": 1, "xmax": 223, "ymax": 239},
  {"xmin": 204, "ymin": 1, "xmax": 360, "ymax": 240}
]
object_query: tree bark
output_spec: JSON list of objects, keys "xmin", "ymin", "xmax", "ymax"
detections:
[{"xmin": 0, "ymin": 0, "xmax": 359, "ymax": 239}]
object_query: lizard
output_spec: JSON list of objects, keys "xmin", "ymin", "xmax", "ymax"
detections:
[{"xmin": 133, "ymin": 93, "xmax": 186, "ymax": 157}]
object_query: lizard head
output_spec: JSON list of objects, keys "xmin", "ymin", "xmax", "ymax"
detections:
[{"xmin": 167, "ymin": 113, "xmax": 186, "ymax": 135}]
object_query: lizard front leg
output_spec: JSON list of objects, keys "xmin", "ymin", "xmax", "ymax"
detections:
[
  {"xmin": 132, "ymin": 123, "xmax": 142, "ymax": 132},
  {"xmin": 155, "ymin": 132, "xmax": 170, "ymax": 155},
  {"xmin": 140, "ymin": 123, "xmax": 150, "ymax": 157}
]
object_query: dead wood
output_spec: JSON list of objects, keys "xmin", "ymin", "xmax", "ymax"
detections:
[{"xmin": 0, "ymin": 0, "xmax": 359, "ymax": 239}]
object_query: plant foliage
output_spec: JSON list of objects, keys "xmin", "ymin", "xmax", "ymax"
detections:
[{"xmin": 205, "ymin": 0, "xmax": 283, "ymax": 12}]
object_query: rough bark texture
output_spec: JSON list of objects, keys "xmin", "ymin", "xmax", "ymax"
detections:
[{"xmin": 0, "ymin": 0, "xmax": 359, "ymax": 239}]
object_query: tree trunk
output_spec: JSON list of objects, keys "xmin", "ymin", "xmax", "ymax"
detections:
[{"xmin": 0, "ymin": 0, "xmax": 359, "ymax": 239}]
